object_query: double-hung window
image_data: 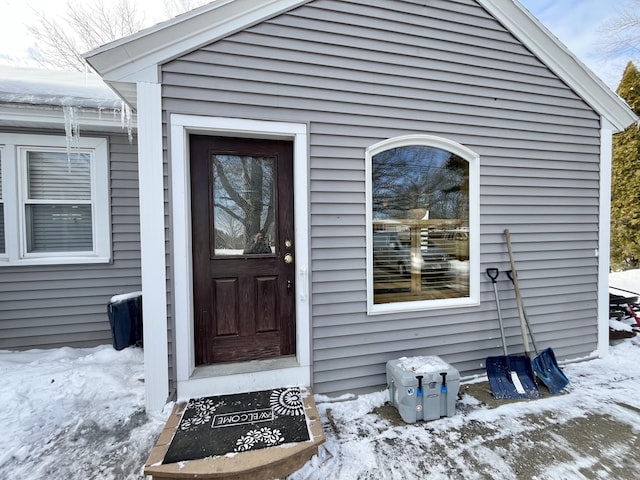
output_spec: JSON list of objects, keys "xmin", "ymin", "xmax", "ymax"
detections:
[
  {"xmin": 366, "ymin": 134, "xmax": 479, "ymax": 314},
  {"xmin": 0, "ymin": 134, "xmax": 110, "ymax": 265}
]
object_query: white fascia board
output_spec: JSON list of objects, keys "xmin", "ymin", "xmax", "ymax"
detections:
[
  {"xmin": 481, "ymin": 0, "xmax": 637, "ymax": 132},
  {"xmin": 85, "ymin": 0, "xmax": 311, "ymax": 84}
]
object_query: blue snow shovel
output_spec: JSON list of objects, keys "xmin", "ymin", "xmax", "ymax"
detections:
[
  {"xmin": 486, "ymin": 268, "xmax": 541, "ymax": 400},
  {"xmin": 505, "ymin": 270, "xmax": 570, "ymax": 395},
  {"xmin": 504, "ymin": 229, "xmax": 570, "ymax": 395}
]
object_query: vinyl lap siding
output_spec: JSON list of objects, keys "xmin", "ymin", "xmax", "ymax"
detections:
[
  {"xmin": 0, "ymin": 132, "xmax": 142, "ymax": 350},
  {"xmin": 162, "ymin": 0, "xmax": 601, "ymax": 394}
]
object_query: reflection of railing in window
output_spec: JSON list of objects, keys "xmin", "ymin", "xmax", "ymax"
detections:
[{"xmin": 372, "ymin": 219, "xmax": 469, "ymax": 304}]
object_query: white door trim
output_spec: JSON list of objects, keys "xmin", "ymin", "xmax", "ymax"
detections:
[{"xmin": 169, "ymin": 114, "xmax": 311, "ymax": 401}]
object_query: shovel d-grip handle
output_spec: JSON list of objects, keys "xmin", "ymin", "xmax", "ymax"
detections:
[{"xmin": 486, "ymin": 268, "xmax": 499, "ymax": 283}]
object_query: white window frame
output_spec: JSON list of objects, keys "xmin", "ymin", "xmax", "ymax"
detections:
[
  {"xmin": 0, "ymin": 133, "xmax": 111, "ymax": 266},
  {"xmin": 365, "ymin": 134, "xmax": 480, "ymax": 314}
]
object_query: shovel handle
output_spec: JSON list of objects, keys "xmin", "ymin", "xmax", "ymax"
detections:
[
  {"xmin": 486, "ymin": 268, "xmax": 499, "ymax": 283},
  {"xmin": 505, "ymin": 229, "xmax": 533, "ymax": 356}
]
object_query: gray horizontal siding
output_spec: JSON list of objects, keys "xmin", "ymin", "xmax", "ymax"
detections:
[
  {"xmin": 162, "ymin": 0, "xmax": 602, "ymax": 395},
  {"xmin": 0, "ymin": 131, "xmax": 141, "ymax": 350}
]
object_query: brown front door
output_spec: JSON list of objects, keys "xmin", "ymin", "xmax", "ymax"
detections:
[{"xmin": 190, "ymin": 135, "xmax": 296, "ymax": 365}]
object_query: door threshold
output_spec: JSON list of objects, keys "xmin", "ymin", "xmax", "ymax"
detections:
[
  {"xmin": 179, "ymin": 356, "xmax": 310, "ymax": 401},
  {"xmin": 191, "ymin": 355, "xmax": 299, "ymax": 379}
]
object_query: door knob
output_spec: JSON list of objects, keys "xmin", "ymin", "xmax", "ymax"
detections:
[{"xmin": 284, "ymin": 253, "xmax": 293, "ymax": 264}]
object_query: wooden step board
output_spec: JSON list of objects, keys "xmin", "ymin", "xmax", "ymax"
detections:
[{"xmin": 144, "ymin": 387, "xmax": 325, "ymax": 480}]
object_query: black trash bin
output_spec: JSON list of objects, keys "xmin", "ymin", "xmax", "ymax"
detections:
[{"xmin": 107, "ymin": 292, "xmax": 143, "ymax": 350}]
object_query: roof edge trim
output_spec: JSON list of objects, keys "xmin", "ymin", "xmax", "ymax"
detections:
[
  {"xmin": 84, "ymin": 0, "xmax": 311, "ymax": 83},
  {"xmin": 482, "ymin": 0, "xmax": 637, "ymax": 132}
]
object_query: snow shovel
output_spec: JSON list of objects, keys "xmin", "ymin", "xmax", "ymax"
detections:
[
  {"xmin": 505, "ymin": 270, "xmax": 570, "ymax": 394},
  {"xmin": 485, "ymin": 268, "xmax": 541, "ymax": 399},
  {"xmin": 504, "ymin": 229, "xmax": 569, "ymax": 394}
]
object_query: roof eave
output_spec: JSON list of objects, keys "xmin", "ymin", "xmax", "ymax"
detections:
[
  {"xmin": 85, "ymin": 0, "xmax": 638, "ymax": 133},
  {"xmin": 83, "ymin": 0, "xmax": 312, "ymax": 108}
]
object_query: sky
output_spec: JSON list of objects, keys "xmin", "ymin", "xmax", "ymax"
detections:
[
  {"xmin": 0, "ymin": 0, "xmax": 633, "ymax": 91},
  {"xmin": 519, "ymin": 0, "xmax": 631, "ymax": 90}
]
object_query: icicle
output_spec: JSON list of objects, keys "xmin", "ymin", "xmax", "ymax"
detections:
[
  {"xmin": 63, "ymin": 105, "xmax": 81, "ymax": 170},
  {"xmin": 120, "ymin": 101, "xmax": 133, "ymax": 143}
]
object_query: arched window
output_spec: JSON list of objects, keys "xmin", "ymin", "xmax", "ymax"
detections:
[{"xmin": 366, "ymin": 135, "xmax": 479, "ymax": 314}]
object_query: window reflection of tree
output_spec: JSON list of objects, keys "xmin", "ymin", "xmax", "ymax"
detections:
[
  {"xmin": 212, "ymin": 155, "xmax": 275, "ymax": 253},
  {"xmin": 372, "ymin": 146, "xmax": 468, "ymax": 222}
]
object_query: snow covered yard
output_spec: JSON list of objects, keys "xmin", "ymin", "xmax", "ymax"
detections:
[
  {"xmin": 4, "ymin": 340, "xmax": 640, "ymax": 480},
  {"xmin": 0, "ymin": 346, "xmax": 167, "ymax": 479},
  {"xmin": 2, "ymin": 271, "xmax": 640, "ymax": 479},
  {"xmin": 292, "ymin": 339, "xmax": 640, "ymax": 479}
]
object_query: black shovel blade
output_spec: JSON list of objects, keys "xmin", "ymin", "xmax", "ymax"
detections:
[
  {"xmin": 532, "ymin": 347, "xmax": 570, "ymax": 394},
  {"xmin": 486, "ymin": 355, "xmax": 541, "ymax": 400}
]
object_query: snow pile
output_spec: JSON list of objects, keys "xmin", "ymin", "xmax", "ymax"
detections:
[
  {"xmin": 610, "ymin": 269, "xmax": 640, "ymax": 297},
  {"xmin": 0, "ymin": 345, "xmax": 167, "ymax": 480}
]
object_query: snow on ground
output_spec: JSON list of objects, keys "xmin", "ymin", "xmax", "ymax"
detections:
[
  {"xmin": 610, "ymin": 269, "xmax": 640, "ymax": 297},
  {"xmin": 1, "ymin": 271, "xmax": 640, "ymax": 479},
  {"xmin": 0, "ymin": 346, "xmax": 168, "ymax": 479}
]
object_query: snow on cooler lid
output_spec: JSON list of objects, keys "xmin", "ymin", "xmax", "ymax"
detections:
[{"xmin": 397, "ymin": 356, "xmax": 451, "ymax": 374}]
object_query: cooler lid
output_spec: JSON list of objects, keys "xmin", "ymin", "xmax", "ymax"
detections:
[{"xmin": 388, "ymin": 355, "xmax": 459, "ymax": 386}]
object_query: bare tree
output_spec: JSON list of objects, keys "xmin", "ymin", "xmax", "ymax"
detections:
[
  {"xmin": 28, "ymin": 0, "xmax": 147, "ymax": 71},
  {"xmin": 599, "ymin": 1, "xmax": 640, "ymax": 58},
  {"xmin": 163, "ymin": 0, "xmax": 210, "ymax": 18},
  {"xmin": 27, "ymin": 0, "xmax": 210, "ymax": 72}
]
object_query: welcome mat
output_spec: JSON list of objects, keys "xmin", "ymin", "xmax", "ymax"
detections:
[{"xmin": 163, "ymin": 387, "xmax": 310, "ymax": 464}]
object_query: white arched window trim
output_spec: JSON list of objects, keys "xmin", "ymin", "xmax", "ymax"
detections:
[{"xmin": 365, "ymin": 134, "xmax": 480, "ymax": 314}]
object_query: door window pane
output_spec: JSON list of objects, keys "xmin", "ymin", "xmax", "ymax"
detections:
[
  {"xmin": 212, "ymin": 154, "xmax": 276, "ymax": 255},
  {"xmin": 372, "ymin": 145, "xmax": 470, "ymax": 305}
]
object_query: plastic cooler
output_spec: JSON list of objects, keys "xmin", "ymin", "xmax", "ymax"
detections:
[{"xmin": 386, "ymin": 355, "xmax": 460, "ymax": 423}]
